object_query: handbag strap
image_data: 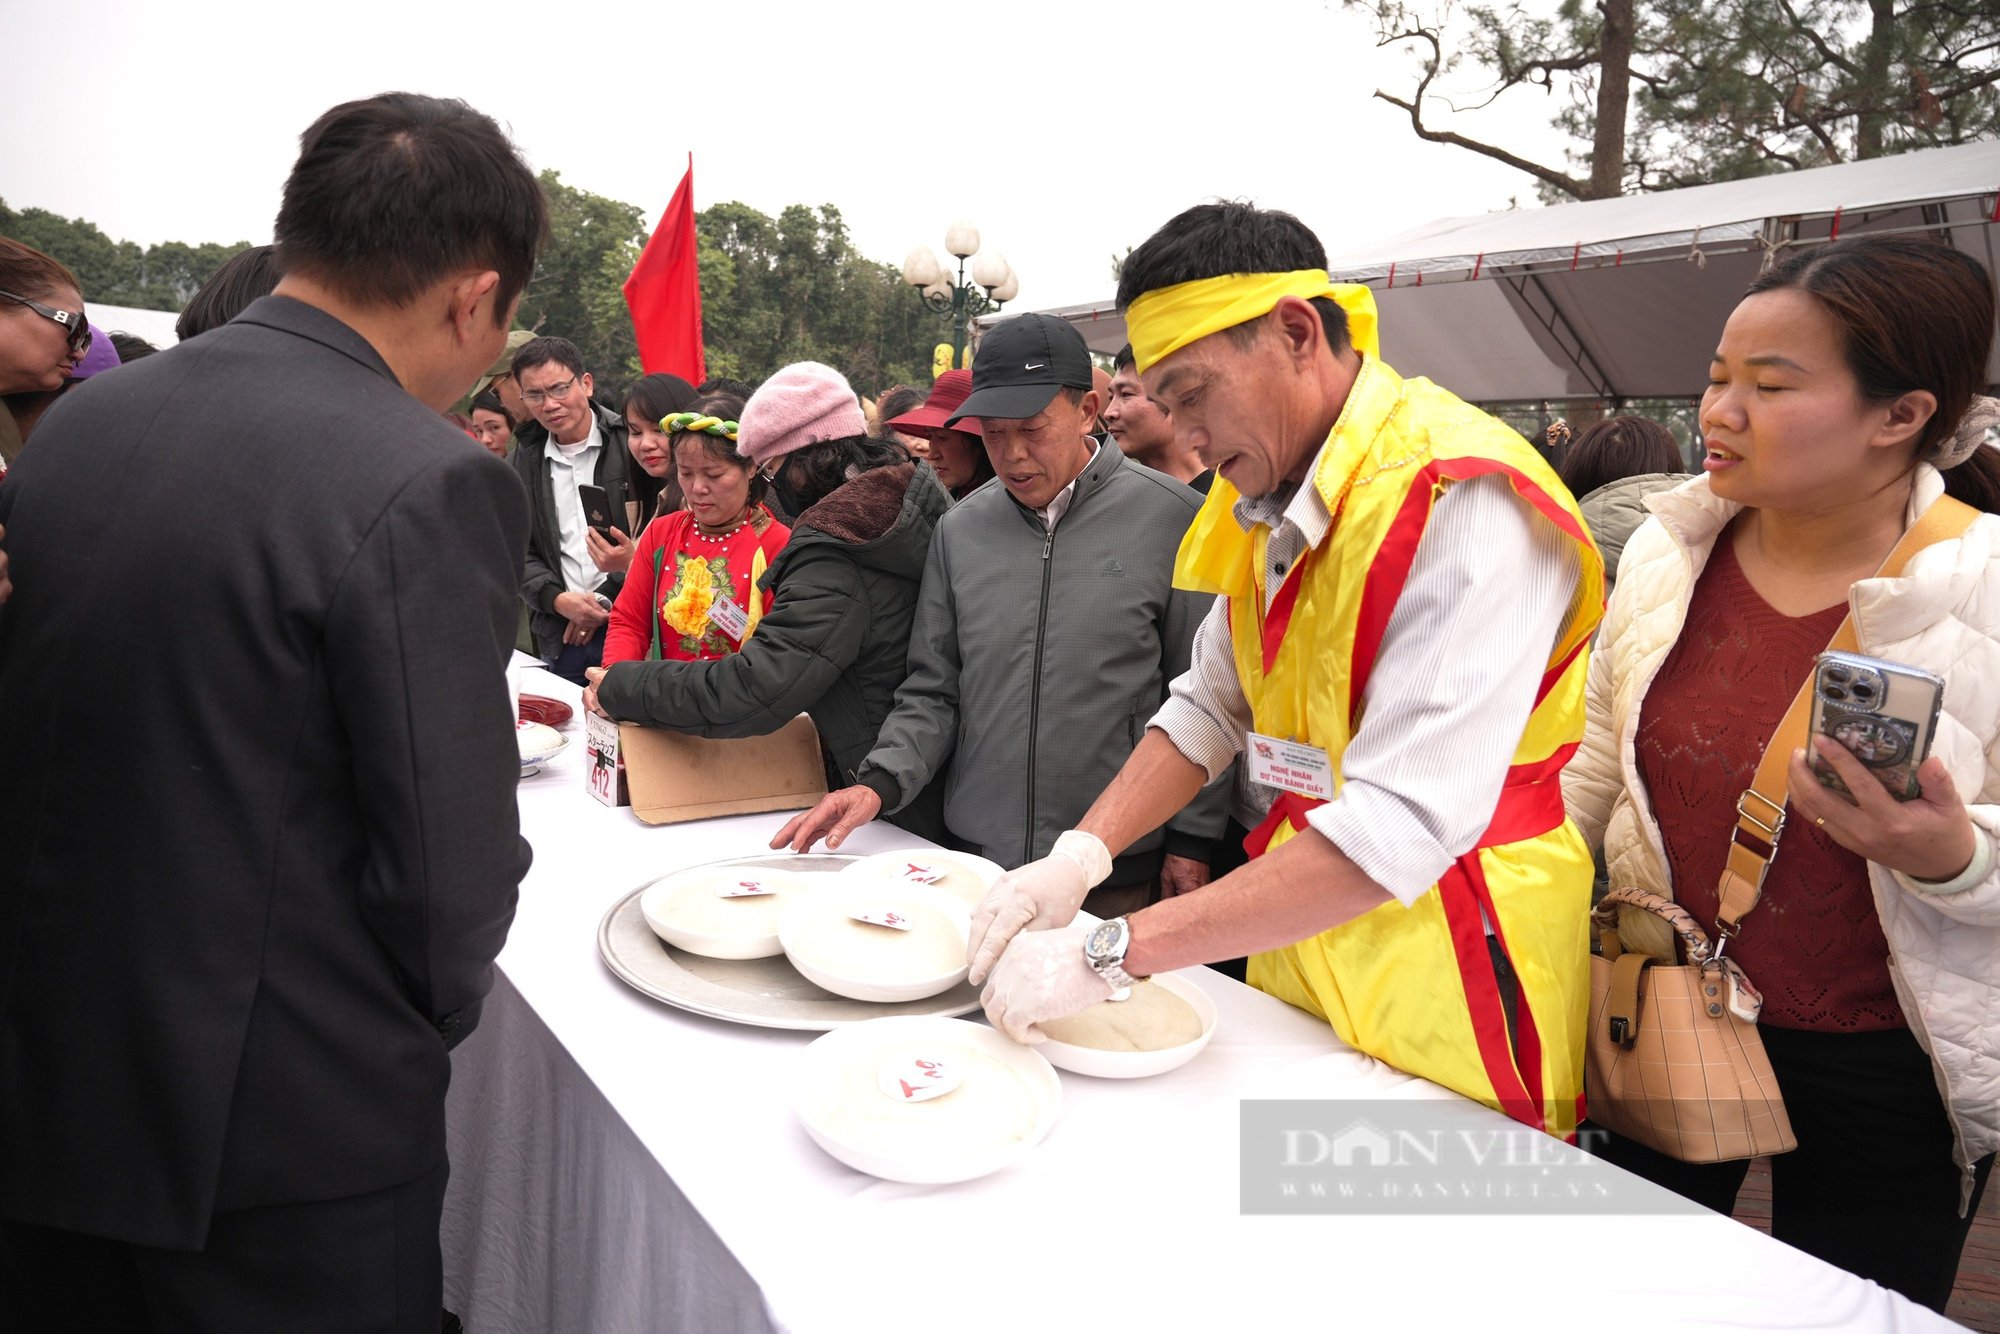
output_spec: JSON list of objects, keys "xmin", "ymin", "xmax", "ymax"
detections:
[{"xmin": 1714, "ymin": 494, "xmax": 1980, "ymax": 950}]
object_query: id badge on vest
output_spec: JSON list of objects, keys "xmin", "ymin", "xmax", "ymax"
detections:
[{"xmin": 1246, "ymin": 732, "xmax": 1335, "ymax": 800}]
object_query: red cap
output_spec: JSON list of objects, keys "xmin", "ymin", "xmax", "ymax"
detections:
[{"xmin": 884, "ymin": 369, "xmax": 982, "ymax": 439}]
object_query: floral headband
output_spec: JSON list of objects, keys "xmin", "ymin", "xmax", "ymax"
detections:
[{"xmin": 663, "ymin": 412, "xmax": 740, "ymax": 442}]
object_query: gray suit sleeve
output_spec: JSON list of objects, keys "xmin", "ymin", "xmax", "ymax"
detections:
[
  {"xmin": 854, "ymin": 525, "xmax": 961, "ymax": 813},
  {"xmin": 324, "ymin": 449, "xmax": 532, "ymax": 1046}
]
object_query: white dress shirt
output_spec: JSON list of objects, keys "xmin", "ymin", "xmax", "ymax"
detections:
[
  {"xmin": 543, "ymin": 421, "xmax": 604, "ymax": 596},
  {"xmin": 1150, "ymin": 450, "xmax": 1582, "ymax": 905}
]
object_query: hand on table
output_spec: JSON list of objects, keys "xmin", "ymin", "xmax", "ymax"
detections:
[
  {"xmin": 967, "ymin": 847, "xmax": 1095, "ymax": 985},
  {"xmin": 981, "ymin": 922, "xmax": 1114, "ymax": 1044},
  {"xmin": 582, "ymin": 666, "xmax": 611, "ymax": 719},
  {"xmin": 554, "ymin": 590, "xmax": 609, "ymax": 646},
  {"xmin": 1789, "ymin": 736, "xmax": 1977, "ymax": 884},
  {"xmin": 586, "ymin": 526, "xmax": 636, "ymax": 575},
  {"xmin": 1159, "ymin": 853, "xmax": 1211, "ymax": 899},
  {"xmin": 770, "ymin": 784, "xmax": 883, "ymax": 853}
]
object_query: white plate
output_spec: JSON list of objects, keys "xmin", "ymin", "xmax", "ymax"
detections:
[
  {"xmin": 1032, "ymin": 971, "xmax": 1219, "ymax": 1079},
  {"xmin": 639, "ymin": 864, "xmax": 835, "ymax": 961},
  {"xmin": 796, "ymin": 1017, "xmax": 1061, "ymax": 1184},
  {"xmin": 838, "ymin": 848, "xmax": 1005, "ymax": 908},
  {"xmin": 596, "ymin": 854, "xmax": 984, "ymax": 1031},
  {"xmin": 518, "ymin": 724, "xmax": 568, "ymax": 776},
  {"xmin": 780, "ymin": 881, "xmax": 972, "ymax": 1003}
]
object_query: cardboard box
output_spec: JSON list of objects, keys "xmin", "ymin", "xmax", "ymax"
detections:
[
  {"xmin": 619, "ymin": 714, "xmax": 829, "ymax": 825},
  {"xmin": 584, "ymin": 711, "xmax": 629, "ymax": 807}
]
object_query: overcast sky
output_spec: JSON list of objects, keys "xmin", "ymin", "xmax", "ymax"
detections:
[{"xmin": 5, "ymin": 0, "xmax": 1578, "ymax": 312}]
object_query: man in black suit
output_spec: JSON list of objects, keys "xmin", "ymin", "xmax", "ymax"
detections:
[{"xmin": 0, "ymin": 92, "xmax": 546, "ymax": 1332}]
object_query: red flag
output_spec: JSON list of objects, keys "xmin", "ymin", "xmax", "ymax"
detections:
[{"xmin": 623, "ymin": 154, "xmax": 706, "ymax": 383}]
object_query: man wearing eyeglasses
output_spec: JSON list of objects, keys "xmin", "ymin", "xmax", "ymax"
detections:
[{"xmin": 509, "ymin": 335, "xmax": 633, "ymax": 684}]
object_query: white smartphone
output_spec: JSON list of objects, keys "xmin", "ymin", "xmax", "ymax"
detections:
[{"xmin": 1807, "ymin": 650, "xmax": 1945, "ymax": 802}]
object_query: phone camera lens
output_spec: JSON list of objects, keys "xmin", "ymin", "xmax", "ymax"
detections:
[
  {"xmin": 1824, "ymin": 685, "xmax": 1849, "ymax": 702},
  {"xmin": 1852, "ymin": 683, "xmax": 1877, "ymax": 702},
  {"xmin": 1824, "ymin": 665, "xmax": 1853, "ymax": 684}
]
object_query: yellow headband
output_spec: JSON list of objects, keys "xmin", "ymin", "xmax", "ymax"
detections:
[{"xmin": 1124, "ymin": 269, "xmax": 1380, "ymax": 375}]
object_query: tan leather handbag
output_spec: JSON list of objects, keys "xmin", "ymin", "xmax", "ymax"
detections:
[{"xmin": 1585, "ymin": 496, "xmax": 1978, "ymax": 1164}]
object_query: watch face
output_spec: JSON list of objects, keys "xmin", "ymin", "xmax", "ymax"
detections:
[{"xmin": 1086, "ymin": 920, "xmax": 1119, "ymax": 961}]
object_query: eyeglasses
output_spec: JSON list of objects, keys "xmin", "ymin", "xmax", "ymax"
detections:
[
  {"xmin": 0, "ymin": 290, "xmax": 91, "ymax": 356},
  {"xmin": 520, "ymin": 376, "xmax": 580, "ymax": 408}
]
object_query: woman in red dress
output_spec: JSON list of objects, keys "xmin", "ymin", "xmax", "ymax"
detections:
[{"xmin": 602, "ymin": 402, "xmax": 789, "ymax": 665}]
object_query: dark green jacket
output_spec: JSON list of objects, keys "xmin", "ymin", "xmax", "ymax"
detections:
[{"xmin": 596, "ymin": 462, "xmax": 951, "ymax": 842}]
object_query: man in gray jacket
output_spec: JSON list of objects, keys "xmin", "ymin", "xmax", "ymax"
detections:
[{"xmin": 776, "ymin": 314, "xmax": 1228, "ymax": 913}]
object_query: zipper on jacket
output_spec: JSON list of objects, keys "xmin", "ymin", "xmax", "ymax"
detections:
[{"xmin": 1024, "ymin": 523, "xmax": 1055, "ymax": 866}]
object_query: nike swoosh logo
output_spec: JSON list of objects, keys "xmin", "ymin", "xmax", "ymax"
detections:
[{"xmin": 1025, "ymin": 362, "xmax": 1046, "ymax": 370}]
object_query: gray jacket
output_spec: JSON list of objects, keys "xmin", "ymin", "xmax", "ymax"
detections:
[
  {"xmin": 1578, "ymin": 472, "xmax": 1686, "ymax": 591},
  {"xmin": 855, "ymin": 443, "xmax": 1231, "ymax": 886}
]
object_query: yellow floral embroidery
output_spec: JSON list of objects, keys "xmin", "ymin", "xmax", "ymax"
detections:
[{"xmin": 663, "ymin": 555, "xmax": 717, "ymax": 639}]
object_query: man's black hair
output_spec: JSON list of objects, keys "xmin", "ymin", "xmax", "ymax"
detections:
[
  {"xmin": 1112, "ymin": 343, "xmax": 1136, "ymax": 375},
  {"xmin": 511, "ymin": 335, "xmax": 586, "ymax": 382},
  {"xmin": 1115, "ymin": 202, "xmax": 1348, "ymax": 352},
  {"xmin": 273, "ymin": 92, "xmax": 548, "ymax": 319}
]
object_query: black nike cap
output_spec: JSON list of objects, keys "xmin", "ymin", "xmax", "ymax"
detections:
[{"xmin": 947, "ymin": 313, "xmax": 1095, "ymax": 426}]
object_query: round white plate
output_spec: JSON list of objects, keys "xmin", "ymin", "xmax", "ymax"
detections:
[
  {"xmin": 796, "ymin": 1017, "xmax": 1061, "ymax": 1183},
  {"xmin": 1032, "ymin": 971, "xmax": 1219, "ymax": 1079},
  {"xmin": 838, "ymin": 848, "xmax": 1005, "ymax": 908},
  {"xmin": 597, "ymin": 853, "xmax": 983, "ymax": 1031},
  {"xmin": 779, "ymin": 881, "xmax": 972, "ymax": 1003},
  {"xmin": 638, "ymin": 864, "xmax": 831, "ymax": 961}
]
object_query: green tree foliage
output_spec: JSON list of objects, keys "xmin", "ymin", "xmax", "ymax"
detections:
[
  {"xmin": 696, "ymin": 200, "xmax": 961, "ymax": 391},
  {"xmin": 1352, "ymin": 0, "xmax": 1999, "ymax": 200},
  {"xmin": 513, "ymin": 170, "xmax": 648, "ymax": 385},
  {"xmin": 0, "ymin": 197, "xmax": 251, "ymax": 309}
]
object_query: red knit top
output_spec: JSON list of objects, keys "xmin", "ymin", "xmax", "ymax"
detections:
[{"xmin": 1635, "ymin": 535, "xmax": 1904, "ymax": 1031}]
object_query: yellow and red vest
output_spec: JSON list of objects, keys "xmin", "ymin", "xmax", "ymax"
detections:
[{"xmin": 1176, "ymin": 358, "xmax": 1605, "ymax": 1138}]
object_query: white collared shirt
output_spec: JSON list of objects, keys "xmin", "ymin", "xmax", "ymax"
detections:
[
  {"xmin": 544, "ymin": 419, "xmax": 604, "ymax": 595},
  {"xmin": 1035, "ymin": 439, "xmax": 1099, "ymax": 531},
  {"xmin": 1149, "ymin": 441, "xmax": 1581, "ymax": 906}
]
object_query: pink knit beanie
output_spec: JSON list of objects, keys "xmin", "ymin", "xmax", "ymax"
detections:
[{"xmin": 737, "ymin": 362, "xmax": 868, "ymax": 466}]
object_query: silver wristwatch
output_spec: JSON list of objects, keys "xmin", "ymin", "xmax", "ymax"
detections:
[
  {"xmin": 592, "ymin": 592, "xmax": 615, "ymax": 613},
  {"xmin": 1083, "ymin": 915, "xmax": 1141, "ymax": 991}
]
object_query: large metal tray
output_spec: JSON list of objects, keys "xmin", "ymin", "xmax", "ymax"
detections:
[{"xmin": 597, "ymin": 851, "xmax": 983, "ymax": 1031}]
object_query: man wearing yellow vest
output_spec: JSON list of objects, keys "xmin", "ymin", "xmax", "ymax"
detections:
[{"xmin": 970, "ymin": 203, "xmax": 1605, "ymax": 1138}]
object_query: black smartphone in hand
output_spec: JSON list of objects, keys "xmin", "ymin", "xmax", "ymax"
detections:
[{"xmin": 577, "ymin": 484, "xmax": 616, "ymax": 538}]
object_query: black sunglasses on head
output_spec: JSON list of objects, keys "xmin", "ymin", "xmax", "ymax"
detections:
[{"xmin": 0, "ymin": 289, "xmax": 91, "ymax": 355}]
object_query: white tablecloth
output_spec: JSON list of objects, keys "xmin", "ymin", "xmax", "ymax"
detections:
[{"xmin": 444, "ymin": 673, "xmax": 1957, "ymax": 1333}]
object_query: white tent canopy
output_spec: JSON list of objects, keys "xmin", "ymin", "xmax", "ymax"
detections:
[
  {"xmin": 989, "ymin": 139, "xmax": 2000, "ymax": 402},
  {"xmin": 87, "ymin": 303, "xmax": 181, "ymax": 352}
]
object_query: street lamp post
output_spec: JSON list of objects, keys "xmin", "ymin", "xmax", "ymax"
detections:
[{"xmin": 901, "ymin": 219, "xmax": 1020, "ymax": 372}]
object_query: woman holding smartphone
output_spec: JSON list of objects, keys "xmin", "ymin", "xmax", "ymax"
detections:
[{"xmin": 1564, "ymin": 235, "xmax": 2000, "ymax": 1309}]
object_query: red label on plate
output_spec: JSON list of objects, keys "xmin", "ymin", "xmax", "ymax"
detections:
[
  {"xmin": 877, "ymin": 1056, "xmax": 959, "ymax": 1103},
  {"xmin": 897, "ymin": 861, "xmax": 944, "ymax": 884},
  {"xmin": 717, "ymin": 879, "xmax": 777, "ymax": 898},
  {"xmin": 851, "ymin": 908, "xmax": 913, "ymax": 931}
]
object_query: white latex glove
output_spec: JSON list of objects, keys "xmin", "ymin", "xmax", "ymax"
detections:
[
  {"xmin": 965, "ymin": 831, "xmax": 1111, "ymax": 985},
  {"xmin": 980, "ymin": 922, "xmax": 1114, "ymax": 1044}
]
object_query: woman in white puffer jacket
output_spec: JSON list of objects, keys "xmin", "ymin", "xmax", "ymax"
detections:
[{"xmin": 1565, "ymin": 235, "xmax": 2000, "ymax": 1312}]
